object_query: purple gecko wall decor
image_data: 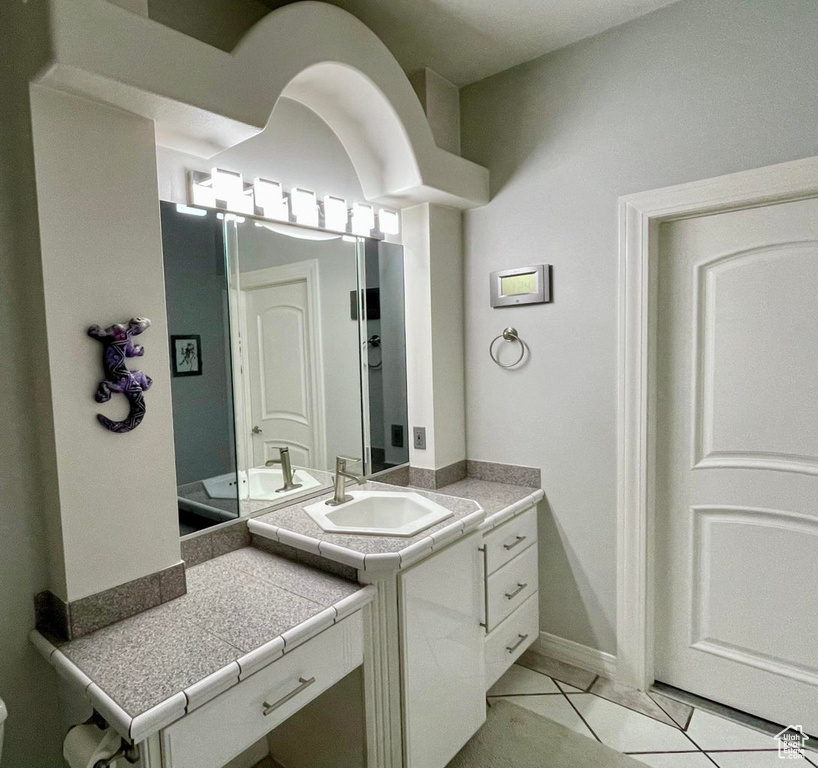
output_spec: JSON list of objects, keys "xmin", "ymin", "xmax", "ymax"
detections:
[{"xmin": 87, "ymin": 317, "xmax": 153, "ymax": 433}]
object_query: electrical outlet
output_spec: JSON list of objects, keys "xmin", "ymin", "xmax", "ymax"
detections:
[
  {"xmin": 413, "ymin": 426, "xmax": 426, "ymax": 450},
  {"xmin": 391, "ymin": 424, "xmax": 404, "ymax": 448}
]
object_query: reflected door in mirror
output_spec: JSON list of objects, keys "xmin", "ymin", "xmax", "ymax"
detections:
[{"xmin": 244, "ymin": 264, "xmax": 324, "ymax": 469}]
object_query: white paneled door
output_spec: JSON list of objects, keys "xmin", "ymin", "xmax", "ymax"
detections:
[
  {"xmin": 243, "ymin": 263, "xmax": 325, "ymax": 469},
  {"xmin": 655, "ymin": 198, "xmax": 818, "ymax": 733}
]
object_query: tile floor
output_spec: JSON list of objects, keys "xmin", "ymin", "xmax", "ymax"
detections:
[{"xmin": 489, "ymin": 659, "xmax": 817, "ymax": 767}]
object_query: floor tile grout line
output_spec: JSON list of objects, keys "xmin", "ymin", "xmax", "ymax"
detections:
[
  {"xmin": 648, "ymin": 688, "xmax": 692, "ymax": 732},
  {"xmin": 585, "ymin": 689, "xmax": 687, "ymax": 731},
  {"xmin": 675, "ymin": 712, "xmax": 720, "ymax": 767},
  {"xmin": 510, "ymin": 662, "xmax": 564, "ymax": 683},
  {"xmin": 555, "ymin": 677, "xmax": 603, "ymax": 743},
  {"xmin": 565, "ymin": 676, "xmax": 696, "ymax": 735},
  {"xmin": 702, "ymin": 749, "xmax": 792, "ymax": 755},
  {"xmin": 518, "ymin": 660, "xmax": 806, "ymax": 765}
]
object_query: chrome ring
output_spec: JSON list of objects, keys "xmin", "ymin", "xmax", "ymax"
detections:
[{"xmin": 489, "ymin": 327, "xmax": 526, "ymax": 368}]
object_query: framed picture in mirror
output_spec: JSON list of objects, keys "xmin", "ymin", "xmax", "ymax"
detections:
[{"xmin": 170, "ymin": 334, "xmax": 202, "ymax": 377}]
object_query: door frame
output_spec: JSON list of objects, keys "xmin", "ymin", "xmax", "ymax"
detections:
[
  {"xmin": 239, "ymin": 259, "xmax": 328, "ymax": 471},
  {"xmin": 616, "ymin": 156, "xmax": 818, "ymax": 689}
]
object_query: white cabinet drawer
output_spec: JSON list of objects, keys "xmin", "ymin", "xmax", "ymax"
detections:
[
  {"xmin": 485, "ymin": 543, "xmax": 537, "ymax": 631},
  {"xmin": 160, "ymin": 613, "xmax": 363, "ymax": 768},
  {"xmin": 483, "ymin": 506, "xmax": 538, "ymax": 576},
  {"xmin": 484, "ymin": 591, "xmax": 539, "ymax": 689}
]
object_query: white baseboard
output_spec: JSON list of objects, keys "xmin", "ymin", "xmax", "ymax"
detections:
[{"xmin": 532, "ymin": 631, "xmax": 618, "ymax": 679}]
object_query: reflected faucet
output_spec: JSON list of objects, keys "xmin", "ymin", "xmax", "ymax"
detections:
[
  {"xmin": 265, "ymin": 447, "xmax": 303, "ymax": 493},
  {"xmin": 326, "ymin": 456, "xmax": 366, "ymax": 506}
]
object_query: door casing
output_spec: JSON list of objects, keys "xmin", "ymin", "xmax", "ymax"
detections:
[{"xmin": 616, "ymin": 155, "xmax": 818, "ymax": 689}]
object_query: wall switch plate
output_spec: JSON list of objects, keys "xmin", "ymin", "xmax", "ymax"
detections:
[
  {"xmin": 413, "ymin": 427, "xmax": 426, "ymax": 450},
  {"xmin": 391, "ymin": 424, "xmax": 404, "ymax": 448}
]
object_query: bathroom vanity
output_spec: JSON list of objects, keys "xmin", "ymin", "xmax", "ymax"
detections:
[{"xmin": 32, "ymin": 477, "xmax": 541, "ymax": 768}]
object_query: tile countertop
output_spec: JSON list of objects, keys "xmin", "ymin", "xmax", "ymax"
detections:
[
  {"xmin": 30, "ymin": 547, "xmax": 375, "ymax": 744},
  {"xmin": 248, "ymin": 478, "xmax": 544, "ymax": 573},
  {"xmin": 424, "ymin": 477, "xmax": 544, "ymax": 526}
]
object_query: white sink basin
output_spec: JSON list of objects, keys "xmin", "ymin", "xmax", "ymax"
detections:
[
  {"xmin": 304, "ymin": 491, "xmax": 453, "ymax": 536},
  {"xmin": 203, "ymin": 467, "xmax": 323, "ymax": 501}
]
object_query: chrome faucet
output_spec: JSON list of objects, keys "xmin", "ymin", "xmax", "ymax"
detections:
[
  {"xmin": 326, "ymin": 455, "xmax": 365, "ymax": 506},
  {"xmin": 265, "ymin": 447, "xmax": 302, "ymax": 493}
]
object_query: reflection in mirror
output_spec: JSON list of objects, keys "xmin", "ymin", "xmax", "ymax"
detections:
[
  {"xmin": 363, "ymin": 240, "xmax": 409, "ymax": 473},
  {"xmin": 225, "ymin": 219, "xmax": 363, "ymax": 511},
  {"xmin": 160, "ymin": 202, "xmax": 240, "ymax": 535},
  {"xmin": 162, "ymin": 203, "xmax": 410, "ymax": 538}
]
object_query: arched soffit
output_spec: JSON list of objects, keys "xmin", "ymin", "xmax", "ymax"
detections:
[
  {"xmin": 42, "ymin": 0, "xmax": 489, "ymax": 207},
  {"xmin": 278, "ymin": 62, "xmax": 421, "ymax": 203}
]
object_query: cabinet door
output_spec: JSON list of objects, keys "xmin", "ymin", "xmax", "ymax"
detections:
[{"xmin": 399, "ymin": 533, "xmax": 485, "ymax": 768}]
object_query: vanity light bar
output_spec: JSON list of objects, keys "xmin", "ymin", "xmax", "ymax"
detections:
[{"xmin": 187, "ymin": 169, "xmax": 399, "ymax": 237}]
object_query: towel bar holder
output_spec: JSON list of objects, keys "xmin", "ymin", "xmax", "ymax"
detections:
[{"xmin": 489, "ymin": 327, "xmax": 526, "ymax": 368}]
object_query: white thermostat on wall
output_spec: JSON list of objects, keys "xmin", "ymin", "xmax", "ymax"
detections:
[{"xmin": 490, "ymin": 265, "xmax": 551, "ymax": 307}]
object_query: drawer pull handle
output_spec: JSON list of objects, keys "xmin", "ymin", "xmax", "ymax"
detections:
[
  {"xmin": 506, "ymin": 633, "xmax": 529, "ymax": 653},
  {"xmin": 262, "ymin": 676, "xmax": 316, "ymax": 717},
  {"xmin": 505, "ymin": 582, "xmax": 527, "ymax": 600},
  {"xmin": 503, "ymin": 535, "xmax": 527, "ymax": 551}
]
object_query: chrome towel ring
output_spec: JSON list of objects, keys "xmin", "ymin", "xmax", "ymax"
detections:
[{"xmin": 489, "ymin": 327, "xmax": 526, "ymax": 368}]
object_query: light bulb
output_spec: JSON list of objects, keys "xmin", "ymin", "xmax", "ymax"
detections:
[
  {"xmin": 324, "ymin": 195, "xmax": 348, "ymax": 231},
  {"xmin": 211, "ymin": 168, "xmax": 243, "ymax": 207},
  {"xmin": 378, "ymin": 208, "xmax": 400, "ymax": 235},
  {"xmin": 290, "ymin": 188, "xmax": 319, "ymax": 227},
  {"xmin": 351, "ymin": 202, "xmax": 375, "ymax": 235},
  {"xmin": 190, "ymin": 181, "xmax": 215, "ymax": 209},
  {"xmin": 254, "ymin": 178, "xmax": 283, "ymax": 216}
]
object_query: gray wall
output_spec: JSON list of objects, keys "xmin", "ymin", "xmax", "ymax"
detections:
[
  {"xmin": 147, "ymin": 0, "xmax": 270, "ymax": 51},
  {"xmin": 0, "ymin": 2, "xmax": 66, "ymax": 765},
  {"xmin": 461, "ymin": 0, "xmax": 818, "ymax": 655},
  {"xmin": 161, "ymin": 203, "xmax": 237, "ymax": 486}
]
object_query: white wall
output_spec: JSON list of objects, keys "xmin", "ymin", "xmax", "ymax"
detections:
[
  {"xmin": 402, "ymin": 204, "xmax": 467, "ymax": 471},
  {"xmin": 461, "ymin": 0, "xmax": 818, "ymax": 655},
  {"xmin": 31, "ymin": 86, "xmax": 181, "ymax": 601},
  {"xmin": 409, "ymin": 68, "xmax": 461, "ymax": 156},
  {"xmin": 157, "ymin": 98, "xmax": 366, "ymax": 207}
]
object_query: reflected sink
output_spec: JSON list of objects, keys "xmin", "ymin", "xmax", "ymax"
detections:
[
  {"xmin": 203, "ymin": 467, "xmax": 323, "ymax": 501},
  {"xmin": 304, "ymin": 491, "xmax": 453, "ymax": 536}
]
